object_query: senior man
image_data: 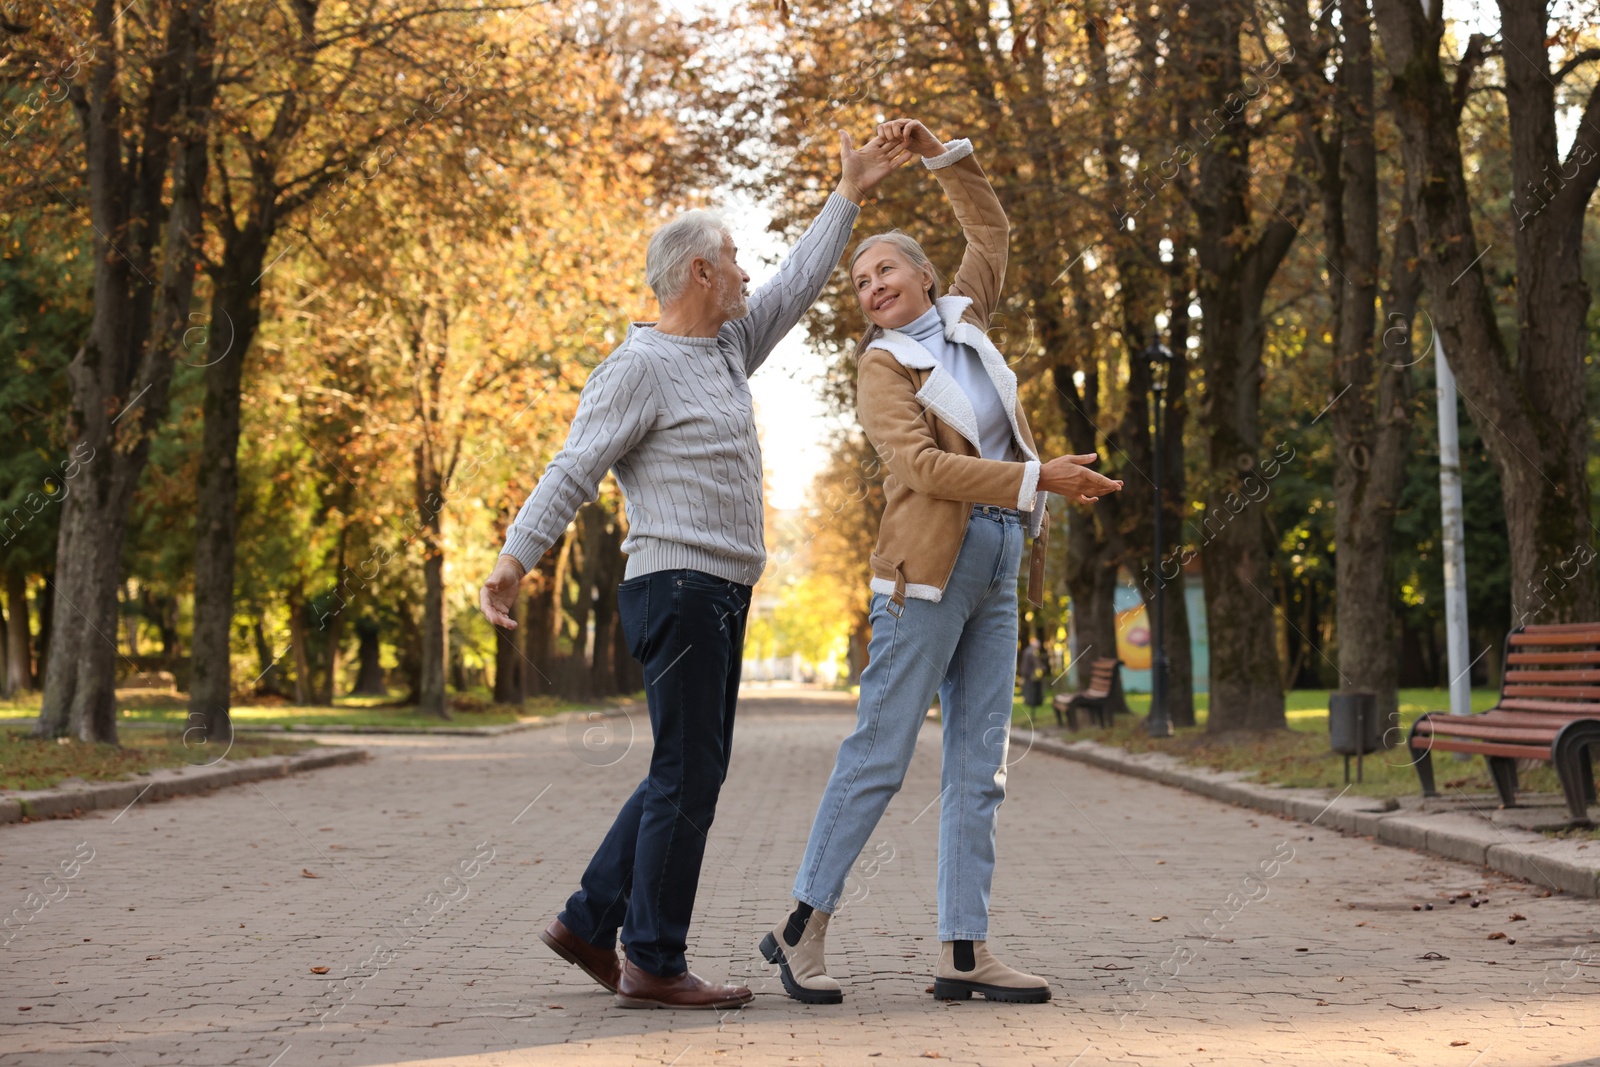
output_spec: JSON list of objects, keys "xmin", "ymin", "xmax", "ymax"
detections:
[{"xmin": 479, "ymin": 130, "xmax": 911, "ymax": 1010}]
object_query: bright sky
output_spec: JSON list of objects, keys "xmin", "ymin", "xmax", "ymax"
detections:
[{"xmin": 721, "ymin": 187, "xmax": 852, "ymax": 510}]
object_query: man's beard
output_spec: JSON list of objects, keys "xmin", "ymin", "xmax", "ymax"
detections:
[{"xmin": 718, "ymin": 278, "xmax": 749, "ymax": 320}]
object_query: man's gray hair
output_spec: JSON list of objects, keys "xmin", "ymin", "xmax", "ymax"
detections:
[{"xmin": 645, "ymin": 210, "xmax": 730, "ymax": 306}]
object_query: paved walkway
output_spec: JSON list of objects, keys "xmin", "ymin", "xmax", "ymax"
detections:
[{"xmin": 3, "ymin": 690, "xmax": 1597, "ymax": 1066}]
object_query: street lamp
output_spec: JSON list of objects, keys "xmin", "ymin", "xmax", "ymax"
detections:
[{"xmin": 1141, "ymin": 341, "xmax": 1175, "ymax": 738}]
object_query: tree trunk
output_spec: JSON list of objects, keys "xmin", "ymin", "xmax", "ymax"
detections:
[
  {"xmin": 1372, "ymin": 0, "xmax": 1600, "ymax": 624},
  {"xmin": 416, "ymin": 445, "xmax": 450, "ymax": 718},
  {"xmin": 1290, "ymin": 0, "xmax": 1416, "ymax": 728},
  {"xmin": 589, "ymin": 510, "xmax": 625, "ymax": 696},
  {"xmin": 1044, "ymin": 249, "xmax": 1119, "ymax": 678},
  {"xmin": 521, "ymin": 554, "xmax": 556, "ymax": 699},
  {"xmin": 314, "ymin": 534, "xmax": 346, "ymax": 705},
  {"xmin": 35, "ymin": 0, "xmax": 215, "ymax": 742},
  {"xmin": 396, "ymin": 601, "xmax": 422, "ymax": 705},
  {"xmin": 189, "ymin": 223, "xmax": 267, "ymax": 743},
  {"xmin": 35, "ymin": 570, "xmax": 53, "ymax": 684},
  {"xmin": 3, "ymin": 568, "xmax": 31, "ymax": 697},
  {"xmin": 352, "ymin": 617, "xmax": 387, "ymax": 695},
  {"xmin": 288, "ymin": 582, "xmax": 311, "ymax": 705},
  {"xmin": 1189, "ymin": 0, "xmax": 1305, "ymax": 733},
  {"xmin": 848, "ymin": 616, "xmax": 870, "ymax": 684},
  {"xmin": 251, "ymin": 611, "xmax": 282, "ymax": 696}
]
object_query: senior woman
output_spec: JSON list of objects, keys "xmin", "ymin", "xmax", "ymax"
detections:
[{"xmin": 760, "ymin": 120, "xmax": 1122, "ymax": 1005}]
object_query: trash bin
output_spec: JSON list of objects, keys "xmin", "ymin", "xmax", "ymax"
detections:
[
  {"xmin": 1329, "ymin": 691, "xmax": 1397, "ymax": 783},
  {"xmin": 1329, "ymin": 691, "xmax": 1384, "ymax": 756}
]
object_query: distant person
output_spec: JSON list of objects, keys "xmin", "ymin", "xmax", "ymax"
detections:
[
  {"xmin": 1019, "ymin": 635, "xmax": 1045, "ymax": 717},
  {"xmin": 478, "ymin": 130, "xmax": 911, "ymax": 1010},
  {"xmin": 758, "ymin": 119, "xmax": 1123, "ymax": 1006}
]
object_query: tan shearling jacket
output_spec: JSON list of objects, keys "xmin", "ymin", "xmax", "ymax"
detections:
[{"xmin": 856, "ymin": 139, "xmax": 1050, "ymax": 613}]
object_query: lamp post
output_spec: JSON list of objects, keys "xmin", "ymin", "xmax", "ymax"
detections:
[{"xmin": 1141, "ymin": 341, "xmax": 1175, "ymax": 738}]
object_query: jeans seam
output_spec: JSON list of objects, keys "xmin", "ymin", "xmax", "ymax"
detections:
[{"xmin": 646, "ymin": 585, "xmax": 686, "ymax": 969}]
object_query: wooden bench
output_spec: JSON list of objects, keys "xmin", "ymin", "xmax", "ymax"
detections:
[
  {"xmin": 1052, "ymin": 658, "xmax": 1129, "ymax": 730},
  {"xmin": 1408, "ymin": 622, "xmax": 1600, "ymax": 824}
]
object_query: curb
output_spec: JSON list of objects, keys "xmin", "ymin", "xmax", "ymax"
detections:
[
  {"xmin": 1017, "ymin": 729, "xmax": 1600, "ymax": 899},
  {"xmin": 0, "ymin": 747, "xmax": 368, "ymax": 827},
  {"xmin": 231, "ymin": 703, "xmax": 642, "ymax": 737}
]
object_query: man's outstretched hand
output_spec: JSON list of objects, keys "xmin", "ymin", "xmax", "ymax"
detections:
[
  {"xmin": 837, "ymin": 130, "xmax": 915, "ymax": 202},
  {"xmin": 1039, "ymin": 453, "xmax": 1124, "ymax": 505},
  {"xmin": 479, "ymin": 554, "xmax": 526, "ymax": 630}
]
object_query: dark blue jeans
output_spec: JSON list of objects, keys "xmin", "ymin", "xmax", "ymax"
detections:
[{"xmin": 557, "ymin": 568, "xmax": 751, "ymax": 977}]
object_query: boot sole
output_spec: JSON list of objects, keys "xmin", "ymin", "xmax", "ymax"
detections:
[
  {"xmin": 759, "ymin": 932, "xmax": 845, "ymax": 1005},
  {"xmin": 932, "ymin": 976, "xmax": 1051, "ymax": 1003},
  {"xmin": 538, "ymin": 929, "xmax": 619, "ymax": 994},
  {"xmin": 614, "ymin": 992, "xmax": 753, "ymax": 1010}
]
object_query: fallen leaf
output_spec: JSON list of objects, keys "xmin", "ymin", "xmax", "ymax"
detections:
[
  {"xmin": 17, "ymin": 1006, "xmax": 31, "ymax": 1012},
  {"xmin": 1451, "ymin": 1041, "xmax": 1469, "ymax": 1047},
  {"xmin": 311, "ymin": 966, "xmax": 330, "ymax": 974},
  {"xmin": 1509, "ymin": 913, "xmax": 1527, "ymax": 922},
  {"xmin": 1150, "ymin": 915, "xmax": 1168, "ymax": 922},
  {"xmin": 1487, "ymin": 932, "xmax": 1507, "ymax": 940},
  {"xmin": 301, "ymin": 869, "xmax": 319, "ymax": 879}
]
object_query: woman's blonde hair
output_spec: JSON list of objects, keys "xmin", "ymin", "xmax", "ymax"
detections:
[{"xmin": 850, "ymin": 231, "xmax": 941, "ymax": 359}]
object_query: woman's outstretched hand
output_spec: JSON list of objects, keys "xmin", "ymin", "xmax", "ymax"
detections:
[
  {"xmin": 837, "ymin": 130, "xmax": 915, "ymax": 202},
  {"xmin": 1039, "ymin": 453, "xmax": 1123, "ymax": 505},
  {"xmin": 876, "ymin": 119, "xmax": 946, "ymax": 158}
]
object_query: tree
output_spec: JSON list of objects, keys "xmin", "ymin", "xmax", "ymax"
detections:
[
  {"xmin": 1281, "ymin": 0, "xmax": 1419, "ymax": 726},
  {"xmin": 1186, "ymin": 0, "xmax": 1308, "ymax": 732},
  {"xmin": 1372, "ymin": 0, "xmax": 1600, "ymax": 623},
  {"xmin": 0, "ymin": 215, "xmax": 91, "ymax": 695},
  {"xmin": 7, "ymin": 0, "xmax": 218, "ymax": 741}
]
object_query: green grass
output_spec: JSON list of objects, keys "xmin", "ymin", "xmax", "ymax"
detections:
[
  {"xmin": 0, "ymin": 726, "xmax": 318, "ymax": 792},
  {"xmin": 1011, "ymin": 686, "xmax": 1564, "ymax": 800},
  {"xmin": 0, "ymin": 688, "xmax": 640, "ymax": 731}
]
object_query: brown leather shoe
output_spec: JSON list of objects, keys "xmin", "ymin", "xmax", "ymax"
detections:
[
  {"xmin": 539, "ymin": 919, "xmax": 621, "ymax": 994},
  {"xmin": 614, "ymin": 959, "xmax": 754, "ymax": 1010}
]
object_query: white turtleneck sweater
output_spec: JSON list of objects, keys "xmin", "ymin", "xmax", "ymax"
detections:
[{"xmin": 901, "ymin": 303, "xmax": 1016, "ymax": 463}]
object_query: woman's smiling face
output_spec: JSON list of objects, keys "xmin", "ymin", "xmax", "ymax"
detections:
[{"xmin": 852, "ymin": 245, "xmax": 935, "ymax": 330}]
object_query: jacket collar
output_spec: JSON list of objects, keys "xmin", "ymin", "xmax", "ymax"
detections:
[{"xmin": 863, "ymin": 295, "xmax": 1037, "ymax": 462}]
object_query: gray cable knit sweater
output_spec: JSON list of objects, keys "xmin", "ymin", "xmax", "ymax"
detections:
[{"xmin": 500, "ymin": 193, "xmax": 861, "ymax": 586}]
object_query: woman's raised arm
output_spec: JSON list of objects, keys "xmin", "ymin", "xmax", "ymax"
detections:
[{"xmin": 881, "ymin": 120, "xmax": 1009, "ymax": 323}]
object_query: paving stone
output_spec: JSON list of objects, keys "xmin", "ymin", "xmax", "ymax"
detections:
[{"xmin": 0, "ymin": 691, "xmax": 1595, "ymax": 1066}]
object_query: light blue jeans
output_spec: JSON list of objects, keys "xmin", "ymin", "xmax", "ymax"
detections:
[{"xmin": 793, "ymin": 505, "xmax": 1024, "ymax": 941}]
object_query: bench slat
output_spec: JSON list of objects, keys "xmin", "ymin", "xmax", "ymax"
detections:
[
  {"xmin": 1495, "ymin": 698, "xmax": 1600, "ymax": 715},
  {"xmin": 1501, "ymin": 684, "xmax": 1600, "ymax": 700},
  {"xmin": 1415, "ymin": 722, "xmax": 1563, "ymax": 744},
  {"xmin": 1519, "ymin": 622, "xmax": 1600, "ymax": 632},
  {"xmin": 1503, "ymin": 668, "xmax": 1600, "ymax": 684},
  {"xmin": 1508, "ymin": 631, "xmax": 1600, "ymax": 647},
  {"xmin": 1506, "ymin": 650, "xmax": 1600, "ymax": 666},
  {"xmin": 1413, "ymin": 737, "xmax": 1554, "ymax": 760}
]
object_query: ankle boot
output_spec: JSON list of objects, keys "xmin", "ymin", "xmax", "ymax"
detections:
[
  {"xmin": 759, "ymin": 906, "xmax": 843, "ymax": 1004},
  {"xmin": 933, "ymin": 940, "xmax": 1050, "ymax": 1003}
]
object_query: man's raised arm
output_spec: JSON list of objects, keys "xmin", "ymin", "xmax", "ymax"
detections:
[
  {"xmin": 727, "ymin": 130, "xmax": 913, "ymax": 376},
  {"xmin": 480, "ymin": 352, "xmax": 656, "ymax": 628}
]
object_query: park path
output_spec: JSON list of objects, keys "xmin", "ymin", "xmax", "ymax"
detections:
[{"xmin": 2, "ymin": 689, "xmax": 1597, "ymax": 1067}]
